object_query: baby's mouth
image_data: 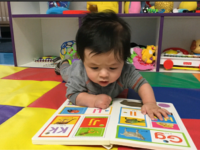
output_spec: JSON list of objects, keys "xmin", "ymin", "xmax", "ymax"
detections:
[{"xmin": 99, "ymin": 81, "xmax": 109, "ymax": 85}]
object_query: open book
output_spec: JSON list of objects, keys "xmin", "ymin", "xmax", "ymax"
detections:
[{"xmin": 32, "ymin": 98, "xmax": 197, "ymax": 150}]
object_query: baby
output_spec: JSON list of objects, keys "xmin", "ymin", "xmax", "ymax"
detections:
[{"xmin": 55, "ymin": 10, "xmax": 170, "ymax": 120}]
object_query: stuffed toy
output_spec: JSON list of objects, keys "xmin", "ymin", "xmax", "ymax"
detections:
[
  {"xmin": 179, "ymin": 2, "xmax": 197, "ymax": 11},
  {"xmin": 46, "ymin": 1, "xmax": 70, "ymax": 14},
  {"xmin": 190, "ymin": 39, "xmax": 200, "ymax": 55},
  {"xmin": 127, "ymin": 48, "xmax": 137, "ymax": 63},
  {"xmin": 154, "ymin": 1, "xmax": 174, "ymax": 13},
  {"xmin": 133, "ymin": 47, "xmax": 155, "ymax": 70},
  {"xmin": 87, "ymin": 2, "xmax": 118, "ymax": 13},
  {"xmin": 125, "ymin": 2, "xmax": 141, "ymax": 13},
  {"xmin": 141, "ymin": 45, "xmax": 156, "ymax": 64}
]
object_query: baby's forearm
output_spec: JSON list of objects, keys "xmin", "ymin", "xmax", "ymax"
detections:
[
  {"xmin": 138, "ymin": 83, "xmax": 156, "ymax": 104},
  {"xmin": 75, "ymin": 92, "xmax": 97, "ymax": 107}
]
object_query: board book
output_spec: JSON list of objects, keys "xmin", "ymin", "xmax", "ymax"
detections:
[{"xmin": 32, "ymin": 98, "xmax": 197, "ymax": 150}]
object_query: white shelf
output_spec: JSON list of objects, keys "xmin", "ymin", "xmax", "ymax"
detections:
[
  {"xmin": 159, "ymin": 67, "xmax": 200, "ymax": 74},
  {"xmin": 12, "ymin": 17, "xmax": 79, "ymax": 66},
  {"xmin": 11, "ymin": 2, "xmax": 48, "ymax": 14},
  {"xmin": 161, "ymin": 17, "xmax": 200, "ymax": 53},
  {"xmin": 139, "ymin": 68, "xmax": 156, "ymax": 72},
  {"xmin": 123, "ymin": 17, "xmax": 160, "ymax": 46},
  {"xmin": 19, "ymin": 61, "xmax": 56, "ymax": 68}
]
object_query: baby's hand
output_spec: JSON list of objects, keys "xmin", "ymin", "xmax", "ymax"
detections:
[
  {"xmin": 141, "ymin": 102, "xmax": 171, "ymax": 120},
  {"xmin": 94, "ymin": 94, "xmax": 112, "ymax": 109}
]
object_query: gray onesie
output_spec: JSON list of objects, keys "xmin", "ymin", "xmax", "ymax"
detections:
[{"xmin": 60, "ymin": 60, "xmax": 148, "ymax": 104}]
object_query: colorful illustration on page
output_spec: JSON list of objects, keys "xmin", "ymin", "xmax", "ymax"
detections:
[{"xmin": 40, "ymin": 116, "xmax": 80, "ymax": 137}]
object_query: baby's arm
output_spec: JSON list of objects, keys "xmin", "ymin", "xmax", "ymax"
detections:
[
  {"xmin": 66, "ymin": 74, "xmax": 112, "ymax": 109},
  {"xmin": 138, "ymin": 83, "xmax": 171, "ymax": 120},
  {"xmin": 76, "ymin": 93, "xmax": 112, "ymax": 109},
  {"xmin": 123, "ymin": 63, "xmax": 170, "ymax": 120}
]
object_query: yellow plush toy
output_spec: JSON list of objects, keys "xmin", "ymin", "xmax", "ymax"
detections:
[
  {"xmin": 142, "ymin": 45, "xmax": 156, "ymax": 64},
  {"xmin": 190, "ymin": 39, "xmax": 200, "ymax": 55},
  {"xmin": 87, "ymin": 2, "xmax": 118, "ymax": 13},
  {"xmin": 179, "ymin": 2, "xmax": 197, "ymax": 11},
  {"xmin": 154, "ymin": 2, "xmax": 174, "ymax": 13}
]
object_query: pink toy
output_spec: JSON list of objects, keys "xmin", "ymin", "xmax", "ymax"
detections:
[
  {"xmin": 129, "ymin": 2, "xmax": 141, "ymax": 13},
  {"xmin": 133, "ymin": 47, "xmax": 155, "ymax": 70}
]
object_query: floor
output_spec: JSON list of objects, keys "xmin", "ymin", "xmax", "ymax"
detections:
[{"xmin": 0, "ymin": 65, "xmax": 200, "ymax": 150}]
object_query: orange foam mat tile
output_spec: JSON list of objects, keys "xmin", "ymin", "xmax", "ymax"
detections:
[
  {"xmin": 193, "ymin": 73, "xmax": 200, "ymax": 82},
  {"xmin": 0, "ymin": 65, "xmax": 26, "ymax": 79},
  {"xmin": 0, "ymin": 107, "xmax": 117, "ymax": 150},
  {"xmin": 3, "ymin": 67, "xmax": 63, "ymax": 82},
  {"xmin": 28, "ymin": 83, "xmax": 67, "ymax": 109}
]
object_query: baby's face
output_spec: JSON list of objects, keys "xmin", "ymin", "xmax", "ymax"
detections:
[{"xmin": 84, "ymin": 48, "xmax": 124, "ymax": 87}]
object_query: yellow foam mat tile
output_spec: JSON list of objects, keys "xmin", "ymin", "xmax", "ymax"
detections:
[
  {"xmin": 0, "ymin": 65, "xmax": 26, "ymax": 78},
  {"xmin": 0, "ymin": 79, "xmax": 60, "ymax": 107},
  {"xmin": 0, "ymin": 107, "xmax": 117, "ymax": 150}
]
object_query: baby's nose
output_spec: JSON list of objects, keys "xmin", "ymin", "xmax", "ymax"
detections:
[{"xmin": 99, "ymin": 69, "xmax": 109, "ymax": 78}]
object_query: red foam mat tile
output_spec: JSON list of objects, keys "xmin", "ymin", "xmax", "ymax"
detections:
[
  {"xmin": 28, "ymin": 83, "xmax": 67, "ymax": 110},
  {"xmin": 3, "ymin": 68, "xmax": 63, "ymax": 82},
  {"xmin": 117, "ymin": 89, "xmax": 128, "ymax": 98},
  {"xmin": 182, "ymin": 119, "xmax": 200, "ymax": 149}
]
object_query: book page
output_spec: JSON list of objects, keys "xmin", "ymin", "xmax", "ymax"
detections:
[
  {"xmin": 32, "ymin": 99, "xmax": 113, "ymax": 146},
  {"xmin": 107, "ymin": 98, "xmax": 197, "ymax": 150}
]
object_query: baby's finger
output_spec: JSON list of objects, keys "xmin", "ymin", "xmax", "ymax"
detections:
[
  {"xmin": 159, "ymin": 109, "xmax": 169, "ymax": 119},
  {"xmin": 162, "ymin": 108, "xmax": 171, "ymax": 115},
  {"xmin": 164, "ymin": 108, "xmax": 171, "ymax": 115},
  {"xmin": 148, "ymin": 112, "xmax": 155, "ymax": 120},
  {"xmin": 108, "ymin": 96, "xmax": 112, "ymax": 101},
  {"xmin": 141, "ymin": 106, "xmax": 147, "ymax": 115},
  {"xmin": 155, "ymin": 111, "xmax": 163, "ymax": 121}
]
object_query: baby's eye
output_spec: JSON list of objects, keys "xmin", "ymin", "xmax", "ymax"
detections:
[
  {"xmin": 91, "ymin": 67, "xmax": 98, "ymax": 70},
  {"xmin": 110, "ymin": 67, "xmax": 117, "ymax": 70}
]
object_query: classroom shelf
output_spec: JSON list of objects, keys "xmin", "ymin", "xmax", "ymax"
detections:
[{"xmin": 8, "ymin": 1, "xmax": 200, "ymax": 73}]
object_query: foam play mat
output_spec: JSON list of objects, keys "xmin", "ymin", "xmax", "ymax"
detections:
[{"xmin": 0, "ymin": 65, "xmax": 199, "ymax": 150}]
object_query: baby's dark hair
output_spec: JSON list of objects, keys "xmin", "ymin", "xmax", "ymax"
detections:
[{"xmin": 76, "ymin": 10, "xmax": 131, "ymax": 62}]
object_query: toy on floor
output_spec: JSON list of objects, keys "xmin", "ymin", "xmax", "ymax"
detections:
[
  {"xmin": 190, "ymin": 39, "xmax": 200, "ymax": 55},
  {"xmin": 160, "ymin": 47, "xmax": 200, "ymax": 70},
  {"xmin": 60, "ymin": 40, "xmax": 79, "ymax": 65},
  {"xmin": 142, "ymin": 45, "xmax": 156, "ymax": 64}
]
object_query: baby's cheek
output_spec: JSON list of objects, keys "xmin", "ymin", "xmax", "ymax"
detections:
[
  {"xmin": 87, "ymin": 72, "xmax": 97, "ymax": 82},
  {"xmin": 111, "ymin": 71, "xmax": 121, "ymax": 81}
]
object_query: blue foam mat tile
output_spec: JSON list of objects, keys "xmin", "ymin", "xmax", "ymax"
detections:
[
  {"xmin": 128, "ymin": 87, "xmax": 200, "ymax": 119},
  {"xmin": 0, "ymin": 105, "xmax": 23, "ymax": 125},
  {"xmin": 0, "ymin": 53, "xmax": 14, "ymax": 65}
]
